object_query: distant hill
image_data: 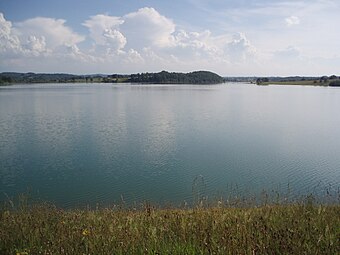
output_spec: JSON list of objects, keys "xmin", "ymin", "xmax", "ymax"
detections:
[
  {"xmin": 0, "ymin": 71, "xmax": 224, "ymax": 85},
  {"xmin": 127, "ymin": 71, "xmax": 224, "ymax": 84}
]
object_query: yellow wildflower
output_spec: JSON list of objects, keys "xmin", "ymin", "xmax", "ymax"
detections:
[
  {"xmin": 16, "ymin": 251, "xmax": 28, "ymax": 255},
  {"xmin": 82, "ymin": 229, "xmax": 90, "ymax": 236}
]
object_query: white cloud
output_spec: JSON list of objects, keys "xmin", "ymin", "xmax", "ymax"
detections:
[
  {"xmin": 169, "ymin": 30, "xmax": 221, "ymax": 60},
  {"xmin": 0, "ymin": 13, "xmax": 93, "ymax": 72},
  {"xmin": 0, "ymin": 13, "xmax": 22, "ymax": 55},
  {"xmin": 285, "ymin": 16, "xmax": 300, "ymax": 27},
  {"xmin": 83, "ymin": 15, "xmax": 124, "ymax": 49},
  {"xmin": 56, "ymin": 44, "xmax": 95, "ymax": 63},
  {"xmin": 226, "ymin": 33, "xmax": 256, "ymax": 62},
  {"xmin": 125, "ymin": 49, "xmax": 144, "ymax": 64},
  {"xmin": 23, "ymin": 36, "xmax": 48, "ymax": 56},
  {"xmin": 0, "ymin": 10, "xmax": 259, "ymax": 74},
  {"xmin": 14, "ymin": 17, "xmax": 84, "ymax": 49},
  {"xmin": 103, "ymin": 29, "xmax": 127, "ymax": 51},
  {"xmin": 175, "ymin": 30, "xmax": 211, "ymax": 50},
  {"xmin": 121, "ymin": 7, "xmax": 176, "ymax": 48},
  {"xmin": 1, "ymin": 2, "xmax": 339, "ymax": 76}
]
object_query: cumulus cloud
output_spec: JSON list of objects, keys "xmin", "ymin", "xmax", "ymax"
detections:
[
  {"xmin": 103, "ymin": 29, "xmax": 127, "ymax": 51},
  {"xmin": 81, "ymin": 8, "xmax": 231, "ymax": 70},
  {"xmin": 125, "ymin": 49, "xmax": 144, "ymax": 64},
  {"xmin": 175, "ymin": 30, "xmax": 212, "ymax": 51},
  {"xmin": 83, "ymin": 14, "xmax": 125, "ymax": 51},
  {"xmin": 285, "ymin": 16, "xmax": 300, "ymax": 27},
  {"xmin": 0, "ymin": 9, "xmax": 259, "ymax": 74},
  {"xmin": 0, "ymin": 13, "xmax": 22, "ymax": 55},
  {"xmin": 1, "ymin": 0, "xmax": 340, "ymax": 76},
  {"xmin": 226, "ymin": 33, "xmax": 256, "ymax": 62},
  {"xmin": 23, "ymin": 35, "xmax": 48, "ymax": 56},
  {"xmin": 164, "ymin": 29, "xmax": 224, "ymax": 65},
  {"xmin": 0, "ymin": 12, "xmax": 92, "ymax": 72},
  {"xmin": 121, "ymin": 7, "xmax": 176, "ymax": 49},
  {"xmin": 14, "ymin": 17, "xmax": 84, "ymax": 49}
]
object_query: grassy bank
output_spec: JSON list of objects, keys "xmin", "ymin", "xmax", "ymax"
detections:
[{"xmin": 1, "ymin": 202, "xmax": 339, "ymax": 254}]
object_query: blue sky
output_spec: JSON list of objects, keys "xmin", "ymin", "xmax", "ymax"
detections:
[{"xmin": 1, "ymin": 0, "xmax": 339, "ymax": 75}]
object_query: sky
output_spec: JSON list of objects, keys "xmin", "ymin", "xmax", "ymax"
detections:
[{"xmin": 0, "ymin": 0, "xmax": 339, "ymax": 76}]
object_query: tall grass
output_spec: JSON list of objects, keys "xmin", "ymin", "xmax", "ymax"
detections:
[{"xmin": 1, "ymin": 196, "xmax": 339, "ymax": 254}]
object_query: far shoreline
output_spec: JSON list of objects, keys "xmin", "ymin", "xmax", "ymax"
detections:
[{"xmin": 2, "ymin": 71, "xmax": 340, "ymax": 87}]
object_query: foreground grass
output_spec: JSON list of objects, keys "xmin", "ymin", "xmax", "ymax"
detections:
[{"xmin": 1, "ymin": 202, "xmax": 339, "ymax": 255}]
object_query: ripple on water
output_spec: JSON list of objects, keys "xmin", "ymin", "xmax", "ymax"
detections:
[{"xmin": 1, "ymin": 84, "xmax": 340, "ymax": 207}]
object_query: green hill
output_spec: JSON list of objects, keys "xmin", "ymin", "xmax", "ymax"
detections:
[{"xmin": 128, "ymin": 71, "xmax": 224, "ymax": 84}]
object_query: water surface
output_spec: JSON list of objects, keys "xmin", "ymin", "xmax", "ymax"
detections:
[{"xmin": 0, "ymin": 83, "xmax": 339, "ymax": 207}]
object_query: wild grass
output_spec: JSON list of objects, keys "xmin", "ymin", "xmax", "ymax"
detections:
[{"xmin": 1, "ymin": 196, "xmax": 339, "ymax": 255}]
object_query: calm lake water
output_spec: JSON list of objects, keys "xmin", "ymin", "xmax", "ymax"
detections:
[{"xmin": 0, "ymin": 83, "xmax": 339, "ymax": 207}]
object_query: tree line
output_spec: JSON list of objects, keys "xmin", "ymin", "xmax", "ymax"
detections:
[
  {"xmin": 0, "ymin": 71, "xmax": 224, "ymax": 85},
  {"xmin": 128, "ymin": 71, "xmax": 224, "ymax": 84}
]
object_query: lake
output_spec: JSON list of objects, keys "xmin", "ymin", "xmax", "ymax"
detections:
[{"xmin": 0, "ymin": 83, "xmax": 339, "ymax": 207}]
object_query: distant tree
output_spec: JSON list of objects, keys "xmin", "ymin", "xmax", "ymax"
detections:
[
  {"xmin": 0, "ymin": 76, "xmax": 13, "ymax": 84},
  {"xmin": 329, "ymin": 80, "xmax": 340, "ymax": 86},
  {"xmin": 320, "ymin": 76, "xmax": 328, "ymax": 83},
  {"xmin": 256, "ymin": 77, "xmax": 269, "ymax": 84}
]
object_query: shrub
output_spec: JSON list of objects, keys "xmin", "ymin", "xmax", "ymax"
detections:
[{"xmin": 329, "ymin": 80, "xmax": 340, "ymax": 86}]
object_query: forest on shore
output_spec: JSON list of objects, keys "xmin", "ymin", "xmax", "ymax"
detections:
[
  {"xmin": 2, "ymin": 71, "xmax": 340, "ymax": 86},
  {"xmin": 0, "ymin": 71, "xmax": 224, "ymax": 85}
]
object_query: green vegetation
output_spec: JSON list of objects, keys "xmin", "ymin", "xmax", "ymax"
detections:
[
  {"xmin": 0, "ymin": 71, "xmax": 224, "ymax": 85},
  {"xmin": 1, "ymin": 200, "xmax": 339, "ymax": 254},
  {"xmin": 0, "ymin": 75, "xmax": 13, "ymax": 85},
  {"xmin": 329, "ymin": 80, "xmax": 340, "ymax": 87},
  {"xmin": 3, "ymin": 72, "xmax": 340, "ymax": 86},
  {"xmin": 256, "ymin": 75, "xmax": 340, "ymax": 86},
  {"xmin": 255, "ymin": 77, "xmax": 269, "ymax": 84},
  {"xmin": 129, "ymin": 71, "xmax": 224, "ymax": 84},
  {"xmin": 0, "ymin": 72, "xmax": 109, "ymax": 84}
]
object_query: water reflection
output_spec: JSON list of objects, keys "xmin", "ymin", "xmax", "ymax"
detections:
[{"xmin": 0, "ymin": 84, "xmax": 339, "ymax": 207}]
